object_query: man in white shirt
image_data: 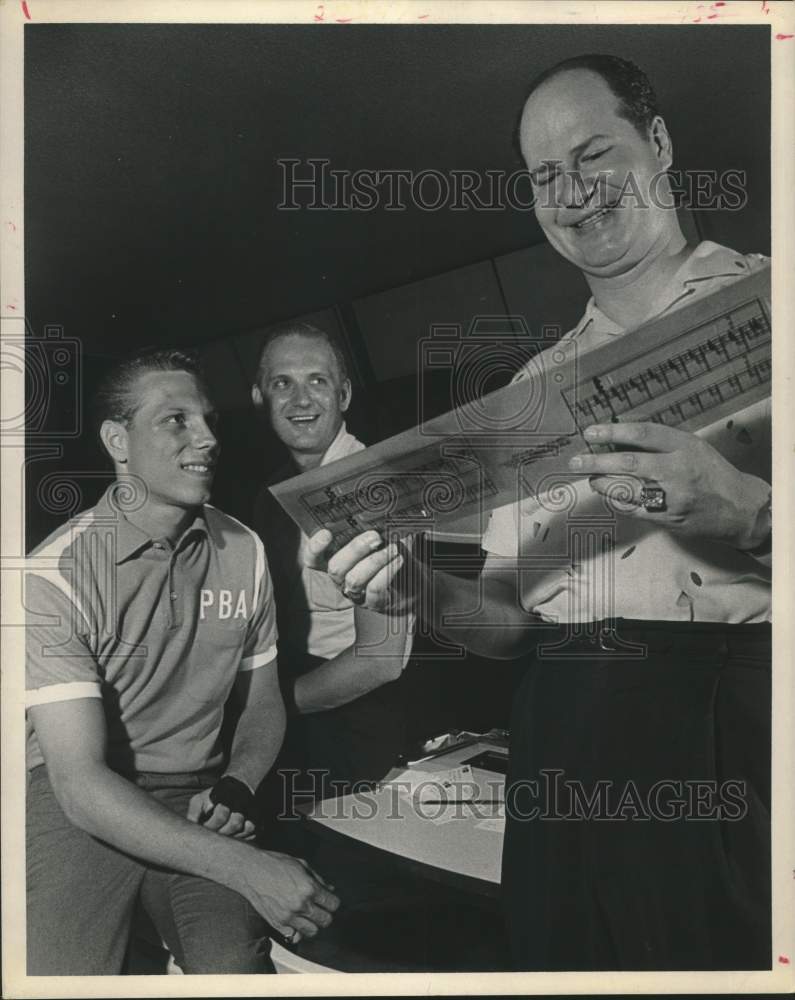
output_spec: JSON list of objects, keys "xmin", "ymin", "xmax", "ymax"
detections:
[
  {"xmin": 306, "ymin": 55, "xmax": 772, "ymax": 970},
  {"xmin": 252, "ymin": 323, "xmax": 412, "ymax": 803}
]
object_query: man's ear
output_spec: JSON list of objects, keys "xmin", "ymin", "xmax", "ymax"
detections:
[
  {"xmin": 251, "ymin": 384, "xmax": 264, "ymax": 409},
  {"xmin": 649, "ymin": 115, "xmax": 673, "ymax": 171},
  {"xmin": 339, "ymin": 379, "xmax": 352, "ymax": 413},
  {"xmin": 100, "ymin": 419, "xmax": 129, "ymax": 466}
]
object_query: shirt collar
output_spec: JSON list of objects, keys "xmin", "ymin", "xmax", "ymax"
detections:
[
  {"xmin": 96, "ymin": 485, "xmax": 209, "ymax": 564},
  {"xmin": 569, "ymin": 241, "xmax": 755, "ymax": 341},
  {"xmin": 320, "ymin": 421, "xmax": 359, "ymax": 466},
  {"xmin": 269, "ymin": 421, "xmax": 358, "ymax": 485}
]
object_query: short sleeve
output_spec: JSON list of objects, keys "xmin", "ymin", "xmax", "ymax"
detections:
[
  {"xmin": 743, "ymin": 252, "xmax": 770, "ymax": 274},
  {"xmin": 480, "ymin": 501, "xmax": 520, "ymax": 558},
  {"xmin": 239, "ymin": 535, "xmax": 278, "ymax": 672},
  {"xmin": 25, "ymin": 571, "xmax": 102, "ymax": 708}
]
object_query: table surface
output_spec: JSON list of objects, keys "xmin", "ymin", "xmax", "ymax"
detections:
[{"xmin": 301, "ymin": 741, "xmax": 507, "ymax": 897}]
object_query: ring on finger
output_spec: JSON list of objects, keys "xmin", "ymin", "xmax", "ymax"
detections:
[
  {"xmin": 638, "ymin": 486, "xmax": 667, "ymax": 512},
  {"xmin": 342, "ymin": 582, "xmax": 366, "ymax": 605}
]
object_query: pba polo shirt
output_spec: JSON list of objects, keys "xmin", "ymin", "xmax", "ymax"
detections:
[
  {"xmin": 25, "ymin": 485, "xmax": 278, "ymax": 774},
  {"xmin": 481, "ymin": 241, "xmax": 771, "ymax": 625}
]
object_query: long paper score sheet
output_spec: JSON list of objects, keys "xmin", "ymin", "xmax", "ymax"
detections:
[{"xmin": 270, "ymin": 265, "xmax": 770, "ymax": 551}]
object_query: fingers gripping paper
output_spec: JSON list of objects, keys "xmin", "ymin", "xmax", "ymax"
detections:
[{"xmin": 270, "ymin": 266, "xmax": 771, "ymax": 551}]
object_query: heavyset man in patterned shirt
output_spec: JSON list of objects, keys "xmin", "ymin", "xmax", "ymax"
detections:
[{"xmin": 306, "ymin": 55, "xmax": 772, "ymax": 971}]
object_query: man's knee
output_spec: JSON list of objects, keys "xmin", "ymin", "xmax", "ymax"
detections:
[
  {"xmin": 143, "ymin": 869, "xmax": 276, "ymax": 974},
  {"xmin": 178, "ymin": 927, "xmax": 275, "ymax": 974}
]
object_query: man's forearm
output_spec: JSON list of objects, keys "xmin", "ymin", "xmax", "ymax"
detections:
[
  {"xmin": 309, "ymin": 529, "xmax": 542, "ymax": 659},
  {"xmin": 294, "ymin": 613, "xmax": 409, "ymax": 713},
  {"xmin": 225, "ymin": 697, "xmax": 286, "ymax": 792},
  {"xmin": 30, "ymin": 696, "xmax": 338, "ymax": 939},
  {"xmin": 223, "ymin": 664, "xmax": 287, "ymax": 792},
  {"xmin": 52, "ymin": 759, "xmax": 339, "ymax": 939},
  {"xmin": 58, "ymin": 762, "xmax": 255, "ymax": 895},
  {"xmin": 294, "ymin": 649, "xmax": 400, "ymax": 713},
  {"xmin": 426, "ymin": 566, "xmax": 542, "ymax": 660}
]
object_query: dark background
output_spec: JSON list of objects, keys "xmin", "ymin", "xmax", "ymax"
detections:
[
  {"xmin": 24, "ymin": 23, "xmax": 770, "ymax": 358},
  {"xmin": 23, "ymin": 23, "xmax": 771, "ymax": 735}
]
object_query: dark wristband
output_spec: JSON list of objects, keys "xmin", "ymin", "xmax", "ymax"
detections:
[{"xmin": 209, "ymin": 775, "xmax": 255, "ymax": 818}]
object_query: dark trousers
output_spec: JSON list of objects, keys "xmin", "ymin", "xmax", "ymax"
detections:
[
  {"xmin": 26, "ymin": 767, "xmax": 275, "ymax": 975},
  {"xmin": 502, "ymin": 619, "xmax": 771, "ymax": 971}
]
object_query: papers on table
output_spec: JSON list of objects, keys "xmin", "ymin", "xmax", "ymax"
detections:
[{"xmin": 383, "ymin": 765, "xmax": 505, "ymax": 828}]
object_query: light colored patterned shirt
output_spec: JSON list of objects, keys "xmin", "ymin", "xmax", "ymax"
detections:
[{"xmin": 481, "ymin": 242, "xmax": 771, "ymax": 624}]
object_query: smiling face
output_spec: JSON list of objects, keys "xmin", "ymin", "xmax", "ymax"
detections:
[
  {"xmin": 256, "ymin": 333, "xmax": 351, "ymax": 467},
  {"xmin": 103, "ymin": 369, "xmax": 220, "ymax": 512},
  {"xmin": 519, "ymin": 69, "xmax": 675, "ymax": 279}
]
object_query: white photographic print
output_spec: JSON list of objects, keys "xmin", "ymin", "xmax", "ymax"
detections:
[{"xmin": 2, "ymin": 2, "xmax": 793, "ymax": 997}]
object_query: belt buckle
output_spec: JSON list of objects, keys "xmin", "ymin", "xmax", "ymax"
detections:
[{"xmin": 598, "ymin": 627, "xmax": 618, "ymax": 653}]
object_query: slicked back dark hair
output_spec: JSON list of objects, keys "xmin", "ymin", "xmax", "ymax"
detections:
[
  {"xmin": 92, "ymin": 347, "xmax": 207, "ymax": 436},
  {"xmin": 519, "ymin": 54, "xmax": 661, "ymax": 147},
  {"xmin": 254, "ymin": 321, "xmax": 349, "ymax": 388}
]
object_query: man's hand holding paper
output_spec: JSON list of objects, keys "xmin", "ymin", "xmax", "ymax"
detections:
[
  {"xmin": 569, "ymin": 421, "xmax": 771, "ymax": 551},
  {"xmin": 305, "ymin": 528, "xmax": 420, "ymax": 616}
]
